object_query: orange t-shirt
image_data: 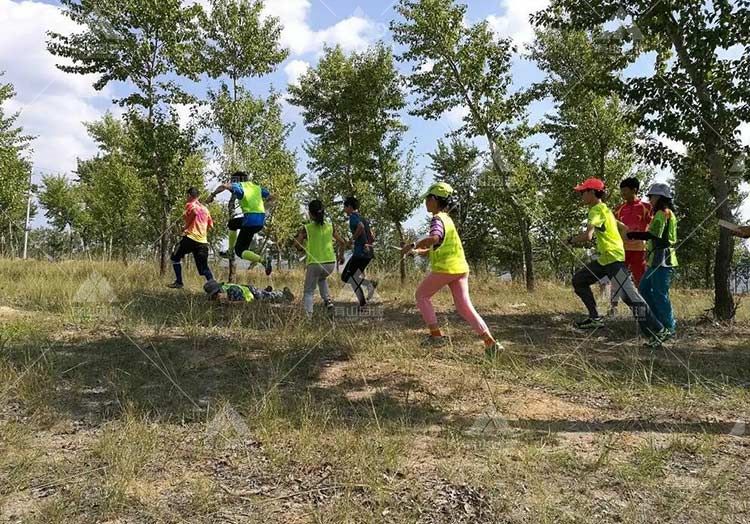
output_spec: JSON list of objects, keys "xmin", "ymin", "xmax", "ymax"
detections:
[
  {"xmin": 615, "ymin": 200, "xmax": 652, "ymax": 252},
  {"xmin": 184, "ymin": 199, "xmax": 213, "ymax": 244}
]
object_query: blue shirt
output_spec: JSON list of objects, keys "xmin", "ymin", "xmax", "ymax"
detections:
[
  {"xmin": 349, "ymin": 213, "xmax": 371, "ymax": 258},
  {"xmin": 230, "ymin": 183, "xmax": 270, "ymax": 228}
]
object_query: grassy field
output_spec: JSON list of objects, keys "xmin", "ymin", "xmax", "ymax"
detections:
[{"xmin": 1, "ymin": 259, "xmax": 749, "ymax": 523}]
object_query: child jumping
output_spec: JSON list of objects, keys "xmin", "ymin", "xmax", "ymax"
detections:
[
  {"xmin": 295, "ymin": 200, "xmax": 347, "ymax": 318},
  {"xmin": 168, "ymin": 187, "xmax": 214, "ymax": 289},
  {"xmin": 402, "ymin": 182, "xmax": 503, "ymax": 358},
  {"xmin": 627, "ymin": 183, "xmax": 678, "ymax": 339}
]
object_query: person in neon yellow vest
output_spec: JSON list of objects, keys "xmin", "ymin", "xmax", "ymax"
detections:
[
  {"xmin": 218, "ymin": 172, "xmax": 247, "ymax": 260},
  {"xmin": 207, "ymin": 171, "xmax": 273, "ymax": 274},
  {"xmin": 401, "ymin": 182, "xmax": 503, "ymax": 358},
  {"xmin": 295, "ymin": 200, "xmax": 347, "ymax": 317}
]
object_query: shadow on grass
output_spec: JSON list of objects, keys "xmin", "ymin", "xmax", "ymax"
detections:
[{"xmin": 3, "ymin": 323, "xmax": 445, "ymax": 432}]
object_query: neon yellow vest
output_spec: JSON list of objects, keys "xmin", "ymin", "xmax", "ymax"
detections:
[
  {"xmin": 239, "ymin": 181, "xmax": 265, "ymax": 214},
  {"xmin": 304, "ymin": 221, "xmax": 336, "ymax": 264},
  {"xmin": 429, "ymin": 212, "xmax": 469, "ymax": 274}
]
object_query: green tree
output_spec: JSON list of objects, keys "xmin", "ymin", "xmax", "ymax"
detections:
[
  {"xmin": 76, "ymin": 114, "xmax": 147, "ymax": 262},
  {"xmin": 534, "ymin": 1, "xmax": 750, "ymax": 318},
  {"xmin": 0, "ymin": 75, "xmax": 33, "ymax": 257},
  {"xmin": 392, "ymin": 0, "xmax": 536, "ymax": 290},
  {"xmin": 288, "ymin": 44, "xmax": 406, "ymax": 200},
  {"xmin": 289, "ymin": 43, "xmax": 420, "ymax": 280},
  {"xmin": 199, "ymin": 0, "xmax": 286, "ymax": 167},
  {"xmin": 529, "ymin": 28, "xmax": 652, "ymax": 277},
  {"xmin": 38, "ymin": 175, "xmax": 87, "ymax": 254},
  {"xmin": 48, "ymin": 0, "xmax": 204, "ymax": 274}
]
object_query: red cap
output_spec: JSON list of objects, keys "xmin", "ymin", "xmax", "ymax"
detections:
[{"xmin": 574, "ymin": 178, "xmax": 606, "ymax": 192}]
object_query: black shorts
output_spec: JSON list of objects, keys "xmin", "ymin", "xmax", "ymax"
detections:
[
  {"xmin": 171, "ymin": 236, "xmax": 210, "ymax": 276},
  {"xmin": 228, "ymin": 217, "xmax": 244, "ymax": 231}
]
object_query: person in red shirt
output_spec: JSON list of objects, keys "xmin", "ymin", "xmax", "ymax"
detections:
[
  {"xmin": 168, "ymin": 187, "xmax": 215, "ymax": 289},
  {"xmin": 614, "ymin": 177, "xmax": 652, "ymax": 286}
]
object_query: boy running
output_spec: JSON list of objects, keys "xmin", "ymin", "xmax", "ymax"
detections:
[
  {"xmin": 342, "ymin": 197, "xmax": 377, "ymax": 308},
  {"xmin": 614, "ymin": 177, "xmax": 652, "ymax": 286},
  {"xmin": 168, "ymin": 187, "xmax": 214, "ymax": 289},
  {"xmin": 207, "ymin": 171, "xmax": 273, "ymax": 275},
  {"xmin": 567, "ymin": 178, "xmax": 664, "ymax": 343}
]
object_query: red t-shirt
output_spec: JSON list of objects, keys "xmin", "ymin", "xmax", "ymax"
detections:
[
  {"xmin": 615, "ymin": 200, "xmax": 652, "ymax": 251},
  {"xmin": 184, "ymin": 199, "xmax": 213, "ymax": 244}
]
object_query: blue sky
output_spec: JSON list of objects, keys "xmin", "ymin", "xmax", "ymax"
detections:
[{"xmin": 1, "ymin": 0, "xmax": 747, "ymax": 229}]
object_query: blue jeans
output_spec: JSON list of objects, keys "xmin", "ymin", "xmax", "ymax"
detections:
[{"xmin": 639, "ymin": 267, "xmax": 675, "ymax": 332}]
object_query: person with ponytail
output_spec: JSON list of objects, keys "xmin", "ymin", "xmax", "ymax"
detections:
[
  {"xmin": 627, "ymin": 183, "xmax": 679, "ymax": 345},
  {"xmin": 401, "ymin": 182, "xmax": 503, "ymax": 358},
  {"xmin": 295, "ymin": 200, "xmax": 347, "ymax": 317}
]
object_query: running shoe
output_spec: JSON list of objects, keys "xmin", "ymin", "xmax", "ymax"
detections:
[
  {"xmin": 574, "ymin": 316, "xmax": 605, "ymax": 330},
  {"xmin": 485, "ymin": 341, "xmax": 505, "ymax": 360},
  {"xmin": 167, "ymin": 281, "xmax": 184, "ymax": 289}
]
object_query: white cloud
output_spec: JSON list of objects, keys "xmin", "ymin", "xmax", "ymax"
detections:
[
  {"xmin": 284, "ymin": 59, "xmax": 310, "ymax": 86},
  {"xmin": 657, "ymin": 135, "xmax": 688, "ymax": 156},
  {"xmin": 738, "ymin": 122, "xmax": 750, "ymax": 146},
  {"xmin": 486, "ymin": 0, "xmax": 550, "ymax": 47},
  {"xmin": 262, "ymin": 0, "xmax": 380, "ymax": 56},
  {"xmin": 445, "ymin": 105, "xmax": 470, "ymax": 127},
  {"xmin": 6, "ymin": 94, "xmax": 101, "ymax": 177},
  {"xmin": 0, "ymin": 0, "xmax": 113, "ymax": 177}
]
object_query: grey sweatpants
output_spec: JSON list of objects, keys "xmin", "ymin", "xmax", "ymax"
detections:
[{"xmin": 303, "ymin": 263, "xmax": 335, "ymax": 315}]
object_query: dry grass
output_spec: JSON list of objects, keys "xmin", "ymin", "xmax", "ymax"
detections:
[{"xmin": 0, "ymin": 259, "xmax": 749, "ymax": 523}]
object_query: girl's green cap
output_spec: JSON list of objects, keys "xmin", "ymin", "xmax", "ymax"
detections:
[{"xmin": 422, "ymin": 182, "xmax": 454, "ymax": 199}]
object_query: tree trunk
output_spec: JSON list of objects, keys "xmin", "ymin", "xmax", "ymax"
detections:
[
  {"xmin": 704, "ymin": 246, "xmax": 712, "ymax": 289},
  {"xmin": 709, "ymin": 150, "xmax": 735, "ymax": 320},
  {"xmin": 156, "ymin": 176, "xmax": 170, "ymax": 276},
  {"xmin": 395, "ymin": 221, "xmax": 406, "ymax": 284}
]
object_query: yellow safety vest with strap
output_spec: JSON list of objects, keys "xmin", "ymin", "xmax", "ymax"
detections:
[
  {"xmin": 239, "ymin": 181, "xmax": 265, "ymax": 214},
  {"xmin": 304, "ymin": 221, "xmax": 336, "ymax": 265},
  {"xmin": 429, "ymin": 212, "xmax": 470, "ymax": 274}
]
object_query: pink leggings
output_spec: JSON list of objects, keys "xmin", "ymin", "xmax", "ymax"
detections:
[{"xmin": 415, "ymin": 272, "xmax": 489, "ymax": 335}]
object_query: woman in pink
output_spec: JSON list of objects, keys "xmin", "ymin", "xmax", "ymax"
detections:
[{"xmin": 402, "ymin": 182, "xmax": 503, "ymax": 358}]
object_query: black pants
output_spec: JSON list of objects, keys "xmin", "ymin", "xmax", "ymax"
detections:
[
  {"xmin": 234, "ymin": 225, "xmax": 263, "ymax": 258},
  {"xmin": 573, "ymin": 260, "xmax": 663, "ymax": 336},
  {"xmin": 227, "ymin": 217, "xmax": 244, "ymax": 231},
  {"xmin": 171, "ymin": 236, "xmax": 212, "ymax": 280},
  {"xmin": 342, "ymin": 256, "xmax": 373, "ymax": 306}
]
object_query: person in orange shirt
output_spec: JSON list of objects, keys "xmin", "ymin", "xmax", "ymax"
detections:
[
  {"xmin": 168, "ymin": 187, "xmax": 215, "ymax": 289},
  {"xmin": 614, "ymin": 177, "xmax": 652, "ymax": 285}
]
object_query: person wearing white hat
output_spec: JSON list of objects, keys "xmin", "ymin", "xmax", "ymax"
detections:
[{"xmin": 626, "ymin": 183, "xmax": 678, "ymax": 345}]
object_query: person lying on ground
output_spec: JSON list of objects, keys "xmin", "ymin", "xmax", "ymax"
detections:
[{"xmin": 203, "ymin": 279, "xmax": 293, "ymax": 303}]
